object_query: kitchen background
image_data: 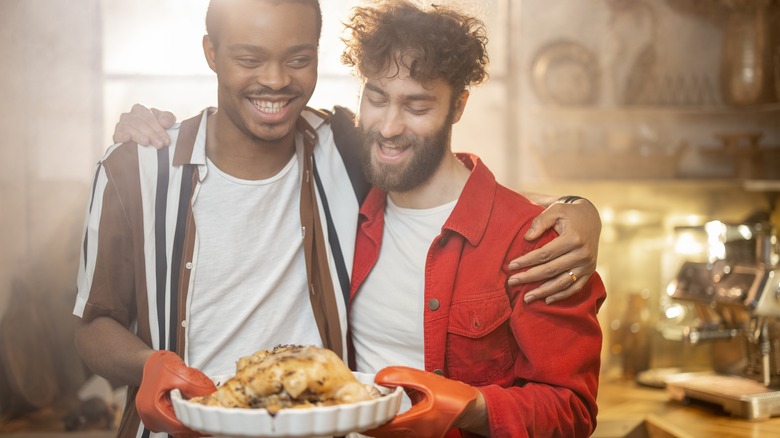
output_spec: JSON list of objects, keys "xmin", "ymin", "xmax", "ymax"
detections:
[{"xmin": 1, "ymin": 0, "xmax": 778, "ymax": 434}]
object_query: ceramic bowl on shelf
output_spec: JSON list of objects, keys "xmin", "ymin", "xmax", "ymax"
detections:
[{"xmin": 531, "ymin": 40, "xmax": 600, "ymax": 106}]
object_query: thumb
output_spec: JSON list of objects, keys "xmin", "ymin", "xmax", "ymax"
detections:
[
  {"xmin": 524, "ymin": 216, "xmax": 547, "ymax": 240},
  {"xmin": 375, "ymin": 366, "xmax": 435, "ymax": 391}
]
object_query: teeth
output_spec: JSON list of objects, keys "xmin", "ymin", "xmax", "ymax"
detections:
[
  {"xmin": 379, "ymin": 143, "xmax": 405, "ymax": 157},
  {"xmin": 380, "ymin": 143, "xmax": 404, "ymax": 151},
  {"xmin": 251, "ymin": 99, "xmax": 288, "ymax": 114}
]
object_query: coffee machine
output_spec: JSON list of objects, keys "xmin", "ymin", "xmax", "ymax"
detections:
[{"xmin": 664, "ymin": 219, "xmax": 780, "ymax": 419}]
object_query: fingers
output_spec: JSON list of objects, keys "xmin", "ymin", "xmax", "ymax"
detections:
[
  {"xmin": 522, "ymin": 272, "xmax": 592, "ymax": 304},
  {"xmin": 151, "ymin": 108, "xmax": 177, "ymax": 129},
  {"xmin": 113, "ymin": 104, "xmax": 173, "ymax": 148},
  {"xmin": 112, "ymin": 122, "xmax": 153, "ymax": 147},
  {"xmin": 508, "ymin": 244, "xmax": 596, "ymax": 304},
  {"xmin": 509, "ymin": 250, "xmax": 594, "ymax": 288},
  {"xmin": 509, "ymin": 236, "xmax": 575, "ymax": 272},
  {"xmin": 524, "ymin": 211, "xmax": 558, "ymax": 241}
]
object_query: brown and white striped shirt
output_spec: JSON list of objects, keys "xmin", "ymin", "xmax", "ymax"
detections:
[{"xmin": 74, "ymin": 107, "xmax": 366, "ymax": 438}]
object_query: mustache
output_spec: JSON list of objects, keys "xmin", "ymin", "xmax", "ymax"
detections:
[
  {"xmin": 362, "ymin": 129, "xmax": 418, "ymax": 150},
  {"xmin": 246, "ymin": 86, "xmax": 300, "ymax": 98}
]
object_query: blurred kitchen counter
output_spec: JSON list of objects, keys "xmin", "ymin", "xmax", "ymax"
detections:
[{"xmin": 593, "ymin": 377, "xmax": 780, "ymax": 438}]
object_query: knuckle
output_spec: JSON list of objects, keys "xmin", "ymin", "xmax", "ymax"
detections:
[
  {"xmin": 541, "ymin": 264, "xmax": 558, "ymax": 278},
  {"xmin": 537, "ymin": 250, "xmax": 553, "ymax": 263}
]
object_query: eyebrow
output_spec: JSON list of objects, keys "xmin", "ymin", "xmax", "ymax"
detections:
[
  {"xmin": 227, "ymin": 43, "xmax": 318, "ymax": 56},
  {"xmin": 364, "ymin": 82, "xmax": 438, "ymax": 102}
]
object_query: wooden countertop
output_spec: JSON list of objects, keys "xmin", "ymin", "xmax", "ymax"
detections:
[{"xmin": 594, "ymin": 377, "xmax": 780, "ymax": 438}]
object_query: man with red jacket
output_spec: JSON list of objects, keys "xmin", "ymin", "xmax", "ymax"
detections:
[{"xmin": 343, "ymin": 2, "xmax": 607, "ymax": 437}]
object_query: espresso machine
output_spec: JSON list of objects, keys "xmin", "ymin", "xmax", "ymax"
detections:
[{"xmin": 664, "ymin": 219, "xmax": 780, "ymax": 419}]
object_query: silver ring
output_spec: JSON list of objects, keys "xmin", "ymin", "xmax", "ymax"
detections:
[{"xmin": 568, "ymin": 271, "xmax": 577, "ymax": 282}]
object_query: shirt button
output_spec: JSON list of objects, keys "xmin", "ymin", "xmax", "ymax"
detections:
[
  {"xmin": 181, "ymin": 320, "xmax": 188, "ymax": 328},
  {"xmin": 185, "ymin": 262, "xmax": 193, "ymax": 269},
  {"xmin": 433, "ymin": 369, "xmax": 444, "ymax": 376},
  {"xmin": 428, "ymin": 299, "xmax": 440, "ymax": 311}
]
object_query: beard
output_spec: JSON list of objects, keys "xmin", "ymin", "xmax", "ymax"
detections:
[{"xmin": 359, "ymin": 112, "xmax": 454, "ymax": 193}]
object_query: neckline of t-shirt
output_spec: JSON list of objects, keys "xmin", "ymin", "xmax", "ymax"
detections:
[
  {"xmin": 386, "ymin": 196, "xmax": 458, "ymax": 217},
  {"xmin": 205, "ymin": 154, "xmax": 297, "ymax": 186}
]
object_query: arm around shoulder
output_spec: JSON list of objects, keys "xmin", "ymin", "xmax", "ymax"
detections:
[{"xmin": 509, "ymin": 195, "xmax": 602, "ymax": 304}]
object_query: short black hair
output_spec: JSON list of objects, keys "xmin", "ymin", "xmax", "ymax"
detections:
[{"xmin": 206, "ymin": 0, "xmax": 322, "ymax": 47}]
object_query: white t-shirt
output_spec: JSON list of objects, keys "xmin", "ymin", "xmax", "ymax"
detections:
[
  {"xmin": 351, "ymin": 197, "xmax": 457, "ymax": 374},
  {"xmin": 189, "ymin": 156, "xmax": 321, "ymax": 377}
]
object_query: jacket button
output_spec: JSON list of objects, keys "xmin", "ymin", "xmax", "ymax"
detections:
[
  {"xmin": 433, "ymin": 369, "xmax": 444, "ymax": 376},
  {"xmin": 428, "ymin": 299, "xmax": 440, "ymax": 311},
  {"xmin": 438, "ymin": 235, "xmax": 449, "ymax": 247},
  {"xmin": 185, "ymin": 262, "xmax": 193, "ymax": 270}
]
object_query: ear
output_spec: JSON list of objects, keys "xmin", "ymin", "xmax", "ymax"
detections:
[
  {"xmin": 203, "ymin": 35, "xmax": 217, "ymax": 73},
  {"xmin": 451, "ymin": 90, "xmax": 469, "ymax": 124}
]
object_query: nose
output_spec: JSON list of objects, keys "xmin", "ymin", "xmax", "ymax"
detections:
[
  {"xmin": 378, "ymin": 107, "xmax": 405, "ymax": 139},
  {"xmin": 257, "ymin": 63, "xmax": 292, "ymax": 91}
]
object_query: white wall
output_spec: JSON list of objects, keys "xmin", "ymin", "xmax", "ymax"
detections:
[{"xmin": 0, "ymin": 0, "xmax": 101, "ymax": 318}]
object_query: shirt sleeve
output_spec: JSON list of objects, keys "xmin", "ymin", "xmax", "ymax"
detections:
[
  {"xmin": 74, "ymin": 155, "xmax": 138, "ymax": 329},
  {"xmin": 478, "ymin": 228, "xmax": 606, "ymax": 438}
]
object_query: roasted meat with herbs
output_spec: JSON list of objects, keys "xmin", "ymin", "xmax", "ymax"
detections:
[{"xmin": 190, "ymin": 345, "xmax": 377, "ymax": 413}]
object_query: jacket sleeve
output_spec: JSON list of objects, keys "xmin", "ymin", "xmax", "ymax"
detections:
[{"xmin": 478, "ymin": 229, "xmax": 606, "ymax": 438}]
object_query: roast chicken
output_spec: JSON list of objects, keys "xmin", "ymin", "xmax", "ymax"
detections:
[{"xmin": 190, "ymin": 345, "xmax": 377, "ymax": 413}]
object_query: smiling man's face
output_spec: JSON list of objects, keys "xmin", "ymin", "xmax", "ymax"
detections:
[
  {"xmin": 357, "ymin": 66, "xmax": 466, "ymax": 193},
  {"xmin": 204, "ymin": 0, "xmax": 319, "ymax": 145}
]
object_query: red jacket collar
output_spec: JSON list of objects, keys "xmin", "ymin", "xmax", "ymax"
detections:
[{"xmin": 358, "ymin": 152, "xmax": 497, "ymax": 247}]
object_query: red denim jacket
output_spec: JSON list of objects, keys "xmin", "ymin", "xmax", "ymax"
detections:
[{"xmin": 350, "ymin": 154, "xmax": 606, "ymax": 438}]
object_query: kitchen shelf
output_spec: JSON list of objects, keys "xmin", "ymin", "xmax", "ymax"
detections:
[
  {"xmin": 529, "ymin": 102, "xmax": 780, "ymax": 119},
  {"xmin": 744, "ymin": 180, "xmax": 780, "ymax": 192},
  {"xmin": 520, "ymin": 102, "xmax": 779, "ymax": 184}
]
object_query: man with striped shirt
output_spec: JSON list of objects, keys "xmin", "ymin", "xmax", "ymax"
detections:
[
  {"xmin": 75, "ymin": 2, "xmax": 358, "ymax": 436},
  {"xmin": 75, "ymin": 1, "xmax": 601, "ymax": 437}
]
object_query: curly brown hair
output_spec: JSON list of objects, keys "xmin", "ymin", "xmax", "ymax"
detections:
[{"xmin": 341, "ymin": 0, "xmax": 489, "ymax": 93}]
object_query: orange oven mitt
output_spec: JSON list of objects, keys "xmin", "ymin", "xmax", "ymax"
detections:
[
  {"xmin": 364, "ymin": 366, "xmax": 480, "ymax": 438},
  {"xmin": 136, "ymin": 350, "xmax": 216, "ymax": 438}
]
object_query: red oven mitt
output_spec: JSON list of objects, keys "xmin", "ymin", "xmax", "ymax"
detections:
[
  {"xmin": 136, "ymin": 350, "xmax": 216, "ymax": 438},
  {"xmin": 363, "ymin": 366, "xmax": 479, "ymax": 438}
]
